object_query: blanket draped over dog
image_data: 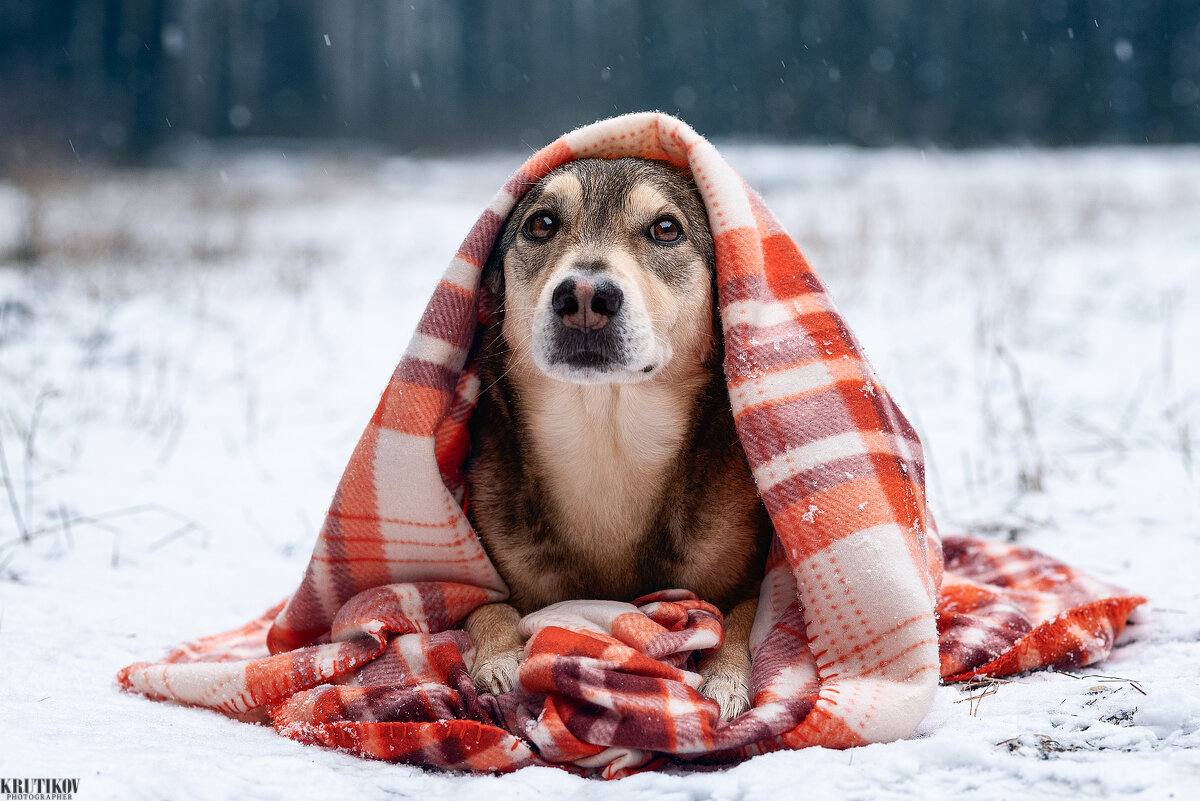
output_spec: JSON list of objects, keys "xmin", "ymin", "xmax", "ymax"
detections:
[{"xmin": 119, "ymin": 113, "xmax": 1144, "ymax": 778}]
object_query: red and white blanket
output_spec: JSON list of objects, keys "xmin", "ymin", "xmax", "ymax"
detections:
[{"xmin": 118, "ymin": 113, "xmax": 1144, "ymax": 778}]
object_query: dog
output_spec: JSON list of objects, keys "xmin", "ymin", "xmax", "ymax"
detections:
[{"xmin": 463, "ymin": 157, "xmax": 774, "ymax": 720}]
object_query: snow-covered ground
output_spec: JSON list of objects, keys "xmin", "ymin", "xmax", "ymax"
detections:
[{"xmin": 1, "ymin": 144, "xmax": 1197, "ymax": 799}]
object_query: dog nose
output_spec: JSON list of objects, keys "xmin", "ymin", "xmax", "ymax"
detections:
[{"xmin": 551, "ymin": 277, "xmax": 623, "ymax": 331}]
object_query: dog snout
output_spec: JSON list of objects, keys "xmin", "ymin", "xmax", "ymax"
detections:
[{"xmin": 551, "ymin": 277, "xmax": 623, "ymax": 332}]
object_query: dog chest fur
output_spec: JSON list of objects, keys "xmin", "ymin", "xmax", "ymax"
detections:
[{"xmin": 532, "ymin": 380, "xmax": 694, "ymax": 539}]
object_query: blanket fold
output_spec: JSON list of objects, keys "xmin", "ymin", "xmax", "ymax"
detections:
[{"xmin": 118, "ymin": 112, "xmax": 1144, "ymax": 778}]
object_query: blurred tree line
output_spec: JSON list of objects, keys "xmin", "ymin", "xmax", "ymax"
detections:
[{"xmin": 2, "ymin": 0, "xmax": 1199, "ymax": 163}]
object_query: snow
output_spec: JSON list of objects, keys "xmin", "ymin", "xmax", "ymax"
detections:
[{"xmin": 1, "ymin": 144, "xmax": 1198, "ymax": 799}]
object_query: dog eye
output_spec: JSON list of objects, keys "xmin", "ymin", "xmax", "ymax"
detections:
[
  {"xmin": 523, "ymin": 212, "xmax": 560, "ymax": 240},
  {"xmin": 649, "ymin": 217, "xmax": 683, "ymax": 243}
]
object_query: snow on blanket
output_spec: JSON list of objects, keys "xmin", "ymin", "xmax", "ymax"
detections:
[{"xmin": 117, "ymin": 112, "xmax": 1144, "ymax": 778}]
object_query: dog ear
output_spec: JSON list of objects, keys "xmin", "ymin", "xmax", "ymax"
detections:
[{"xmin": 479, "ymin": 240, "xmax": 506, "ymax": 324}]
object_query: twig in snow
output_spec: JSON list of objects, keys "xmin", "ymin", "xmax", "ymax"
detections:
[
  {"xmin": 155, "ymin": 408, "xmax": 185, "ymax": 467},
  {"xmin": 59, "ymin": 503, "xmax": 74, "ymax": 550},
  {"xmin": 0, "ymin": 422, "xmax": 27, "ymax": 541},
  {"xmin": 0, "ymin": 502, "xmax": 204, "ymax": 547},
  {"xmin": 960, "ymin": 450, "xmax": 979, "ymax": 509},
  {"xmin": 955, "ymin": 677, "xmax": 1011, "ymax": 716},
  {"xmin": 1118, "ymin": 368, "xmax": 1151, "ymax": 434},
  {"xmin": 1059, "ymin": 671, "xmax": 1147, "ymax": 696},
  {"xmin": 1086, "ymin": 675, "xmax": 1147, "ymax": 696},
  {"xmin": 23, "ymin": 388, "xmax": 57, "ymax": 536},
  {"xmin": 1160, "ymin": 292, "xmax": 1175, "ymax": 390},
  {"xmin": 1178, "ymin": 419, "xmax": 1193, "ymax": 480},
  {"xmin": 147, "ymin": 522, "xmax": 199, "ymax": 552},
  {"xmin": 994, "ymin": 344, "xmax": 1045, "ymax": 493},
  {"xmin": 0, "ymin": 502, "xmax": 209, "ymax": 576}
]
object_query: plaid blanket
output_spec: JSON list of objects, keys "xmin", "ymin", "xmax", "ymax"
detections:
[{"xmin": 118, "ymin": 113, "xmax": 1144, "ymax": 778}]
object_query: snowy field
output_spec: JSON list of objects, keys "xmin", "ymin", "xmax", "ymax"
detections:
[{"xmin": 1, "ymin": 143, "xmax": 1198, "ymax": 799}]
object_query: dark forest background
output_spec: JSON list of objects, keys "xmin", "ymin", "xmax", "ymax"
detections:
[{"xmin": 3, "ymin": 0, "xmax": 1200, "ymax": 165}]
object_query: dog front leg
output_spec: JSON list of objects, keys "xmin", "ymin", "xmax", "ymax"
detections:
[
  {"xmin": 463, "ymin": 602, "xmax": 525, "ymax": 694},
  {"xmin": 698, "ymin": 597, "xmax": 758, "ymax": 721}
]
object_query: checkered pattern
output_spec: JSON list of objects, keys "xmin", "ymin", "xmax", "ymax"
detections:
[{"xmin": 118, "ymin": 113, "xmax": 1144, "ymax": 777}]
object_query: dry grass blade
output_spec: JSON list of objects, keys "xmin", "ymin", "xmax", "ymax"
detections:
[
  {"xmin": 1082, "ymin": 674, "xmax": 1148, "ymax": 696},
  {"xmin": 994, "ymin": 343, "xmax": 1046, "ymax": 493},
  {"xmin": 955, "ymin": 677, "xmax": 1012, "ymax": 716},
  {"xmin": 0, "ymin": 422, "xmax": 28, "ymax": 541},
  {"xmin": 0, "ymin": 502, "xmax": 207, "ymax": 552},
  {"xmin": 1060, "ymin": 671, "xmax": 1148, "ymax": 696}
]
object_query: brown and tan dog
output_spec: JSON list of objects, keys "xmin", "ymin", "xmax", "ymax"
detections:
[{"xmin": 464, "ymin": 157, "xmax": 773, "ymax": 719}]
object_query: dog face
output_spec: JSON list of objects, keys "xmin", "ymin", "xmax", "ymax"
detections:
[{"xmin": 486, "ymin": 158, "xmax": 716, "ymax": 384}]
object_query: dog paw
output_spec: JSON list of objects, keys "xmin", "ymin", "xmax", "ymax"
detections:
[
  {"xmin": 470, "ymin": 647, "xmax": 523, "ymax": 695},
  {"xmin": 699, "ymin": 664, "xmax": 752, "ymax": 721}
]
